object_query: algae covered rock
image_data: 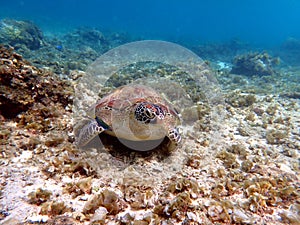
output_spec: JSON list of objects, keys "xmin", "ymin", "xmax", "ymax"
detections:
[
  {"xmin": 0, "ymin": 45, "xmax": 72, "ymax": 121},
  {"xmin": 63, "ymin": 27, "xmax": 108, "ymax": 53},
  {"xmin": 231, "ymin": 52, "xmax": 280, "ymax": 76},
  {"xmin": 0, "ymin": 19, "xmax": 44, "ymax": 50}
]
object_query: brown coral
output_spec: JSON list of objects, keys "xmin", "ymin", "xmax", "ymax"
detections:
[{"xmin": 0, "ymin": 45, "xmax": 72, "ymax": 121}]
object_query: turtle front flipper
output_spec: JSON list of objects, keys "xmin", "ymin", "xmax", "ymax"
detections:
[
  {"xmin": 165, "ymin": 127, "xmax": 181, "ymax": 152},
  {"xmin": 168, "ymin": 127, "xmax": 181, "ymax": 144},
  {"xmin": 76, "ymin": 117, "xmax": 108, "ymax": 147}
]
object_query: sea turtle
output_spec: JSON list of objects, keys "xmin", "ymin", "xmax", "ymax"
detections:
[{"xmin": 76, "ymin": 84, "xmax": 181, "ymax": 151}]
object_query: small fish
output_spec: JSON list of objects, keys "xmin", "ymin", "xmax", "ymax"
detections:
[{"xmin": 55, "ymin": 45, "xmax": 63, "ymax": 51}]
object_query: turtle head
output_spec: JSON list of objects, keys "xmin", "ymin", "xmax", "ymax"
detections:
[{"xmin": 134, "ymin": 102, "xmax": 165, "ymax": 124}]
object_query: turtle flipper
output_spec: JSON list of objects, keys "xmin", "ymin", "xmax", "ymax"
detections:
[
  {"xmin": 76, "ymin": 119, "xmax": 106, "ymax": 147},
  {"xmin": 165, "ymin": 127, "xmax": 181, "ymax": 152},
  {"xmin": 168, "ymin": 127, "xmax": 181, "ymax": 144}
]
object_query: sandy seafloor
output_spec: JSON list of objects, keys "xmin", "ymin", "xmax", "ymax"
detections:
[{"xmin": 0, "ymin": 23, "xmax": 299, "ymax": 225}]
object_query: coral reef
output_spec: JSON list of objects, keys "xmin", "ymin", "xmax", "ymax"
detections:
[
  {"xmin": 0, "ymin": 19, "xmax": 44, "ymax": 50},
  {"xmin": 0, "ymin": 45, "xmax": 72, "ymax": 121},
  {"xmin": 190, "ymin": 39, "xmax": 250, "ymax": 61},
  {"xmin": 0, "ymin": 32, "xmax": 299, "ymax": 225},
  {"xmin": 231, "ymin": 52, "xmax": 280, "ymax": 76},
  {"xmin": 62, "ymin": 27, "xmax": 108, "ymax": 53},
  {"xmin": 225, "ymin": 90, "xmax": 256, "ymax": 107},
  {"xmin": 0, "ymin": 19, "xmax": 133, "ymax": 74}
]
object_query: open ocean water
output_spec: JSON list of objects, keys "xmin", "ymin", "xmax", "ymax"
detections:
[{"xmin": 1, "ymin": 0, "xmax": 300, "ymax": 47}]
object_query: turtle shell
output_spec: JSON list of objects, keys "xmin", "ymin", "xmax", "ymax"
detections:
[
  {"xmin": 76, "ymin": 84, "xmax": 181, "ymax": 149},
  {"xmin": 92, "ymin": 84, "xmax": 180, "ymax": 141}
]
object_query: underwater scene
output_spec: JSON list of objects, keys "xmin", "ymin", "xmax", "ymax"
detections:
[{"xmin": 0, "ymin": 0, "xmax": 299, "ymax": 224}]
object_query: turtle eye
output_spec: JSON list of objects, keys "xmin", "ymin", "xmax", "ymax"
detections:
[{"xmin": 145, "ymin": 108, "xmax": 155, "ymax": 119}]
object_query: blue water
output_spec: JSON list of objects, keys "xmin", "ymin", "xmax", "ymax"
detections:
[{"xmin": 1, "ymin": 0, "xmax": 300, "ymax": 47}]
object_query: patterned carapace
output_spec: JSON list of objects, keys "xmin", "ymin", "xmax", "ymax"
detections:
[{"xmin": 76, "ymin": 84, "xmax": 181, "ymax": 151}]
